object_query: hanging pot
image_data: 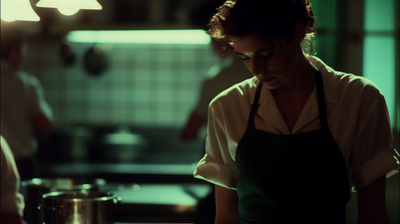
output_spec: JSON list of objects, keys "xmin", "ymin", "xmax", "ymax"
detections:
[
  {"xmin": 83, "ymin": 46, "xmax": 108, "ymax": 76},
  {"xmin": 59, "ymin": 43, "xmax": 76, "ymax": 66}
]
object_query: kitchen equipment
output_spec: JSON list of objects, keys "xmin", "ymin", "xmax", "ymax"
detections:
[
  {"xmin": 99, "ymin": 183, "xmax": 141, "ymax": 193},
  {"xmin": 59, "ymin": 43, "xmax": 76, "ymax": 66},
  {"xmin": 40, "ymin": 191, "xmax": 121, "ymax": 224},
  {"xmin": 55, "ymin": 126, "xmax": 93, "ymax": 162},
  {"xmin": 83, "ymin": 46, "xmax": 108, "ymax": 76},
  {"xmin": 100, "ymin": 125, "xmax": 150, "ymax": 162},
  {"xmin": 21, "ymin": 178, "xmax": 106, "ymax": 224}
]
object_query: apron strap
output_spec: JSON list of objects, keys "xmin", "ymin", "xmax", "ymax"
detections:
[
  {"xmin": 247, "ymin": 82, "xmax": 263, "ymax": 129},
  {"xmin": 247, "ymin": 67, "xmax": 329, "ymax": 130},
  {"xmin": 314, "ymin": 68, "xmax": 329, "ymax": 130}
]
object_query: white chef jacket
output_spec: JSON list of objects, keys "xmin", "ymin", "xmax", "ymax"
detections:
[
  {"xmin": 1, "ymin": 136, "xmax": 25, "ymax": 216},
  {"xmin": 194, "ymin": 56, "xmax": 399, "ymax": 191},
  {"xmin": 0, "ymin": 60, "xmax": 53, "ymax": 159}
]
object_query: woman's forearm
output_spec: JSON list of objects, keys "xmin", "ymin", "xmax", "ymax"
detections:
[
  {"xmin": 215, "ymin": 185, "xmax": 240, "ymax": 224},
  {"xmin": 0, "ymin": 212, "xmax": 24, "ymax": 224},
  {"xmin": 357, "ymin": 176, "xmax": 390, "ymax": 224}
]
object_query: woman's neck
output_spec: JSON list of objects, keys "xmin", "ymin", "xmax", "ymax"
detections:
[{"xmin": 272, "ymin": 55, "xmax": 315, "ymax": 99}]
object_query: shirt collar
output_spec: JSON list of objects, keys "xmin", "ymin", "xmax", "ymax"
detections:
[
  {"xmin": 310, "ymin": 56, "xmax": 338, "ymax": 105},
  {"xmin": 254, "ymin": 56, "xmax": 339, "ymax": 134}
]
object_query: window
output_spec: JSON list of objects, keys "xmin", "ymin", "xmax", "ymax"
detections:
[{"xmin": 363, "ymin": 0, "xmax": 399, "ymax": 130}]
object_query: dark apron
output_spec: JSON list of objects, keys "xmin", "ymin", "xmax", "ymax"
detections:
[{"xmin": 235, "ymin": 69, "xmax": 351, "ymax": 224}]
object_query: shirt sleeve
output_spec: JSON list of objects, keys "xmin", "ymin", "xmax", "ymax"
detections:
[
  {"xmin": 1, "ymin": 136, "xmax": 25, "ymax": 216},
  {"xmin": 350, "ymin": 83, "xmax": 399, "ymax": 191},
  {"xmin": 194, "ymin": 100, "xmax": 238, "ymax": 190}
]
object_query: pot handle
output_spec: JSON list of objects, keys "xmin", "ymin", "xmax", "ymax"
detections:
[{"xmin": 38, "ymin": 204, "xmax": 57, "ymax": 212}]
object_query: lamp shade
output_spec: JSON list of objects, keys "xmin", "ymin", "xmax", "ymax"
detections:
[
  {"xmin": 79, "ymin": 0, "xmax": 103, "ymax": 10},
  {"xmin": 1, "ymin": 0, "xmax": 40, "ymax": 22},
  {"xmin": 57, "ymin": 5, "xmax": 80, "ymax": 16},
  {"xmin": 36, "ymin": 0, "xmax": 58, "ymax": 8},
  {"xmin": 36, "ymin": 0, "xmax": 102, "ymax": 10}
]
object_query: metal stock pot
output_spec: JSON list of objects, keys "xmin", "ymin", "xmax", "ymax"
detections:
[
  {"xmin": 21, "ymin": 178, "xmax": 106, "ymax": 224},
  {"xmin": 40, "ymin": 191, "xmax": 121, "ymax": 224},
  {"xmin": 99, "ymin": 125, "xmax": 150, "ymax": 162}
]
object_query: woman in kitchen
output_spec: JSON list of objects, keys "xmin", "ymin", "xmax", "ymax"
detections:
[{"xmin": 193, "ymin": 0, "xmax": 400, "ymax": 223}]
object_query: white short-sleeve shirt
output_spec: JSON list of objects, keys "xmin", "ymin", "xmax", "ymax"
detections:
[{"xmin": 194, "ymin": 56, "xmax": 399, "ymax": 191}]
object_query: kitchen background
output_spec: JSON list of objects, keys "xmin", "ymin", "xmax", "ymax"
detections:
[
  {"xmin": 26, "ymin": 38, "xmax": 217, "ymax": 127},
  {"xmin": 2, "ymin": 0, "xmax": 399, "ymax": 223}
]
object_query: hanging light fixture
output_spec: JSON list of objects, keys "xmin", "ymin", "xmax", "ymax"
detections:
[
  {"xmin": 1, "ymin": 0, "xmax": 40, "ymax": 22},
  {"xmin": 36, "ymin": 0, "xmax": 102, "ymax": 16}
]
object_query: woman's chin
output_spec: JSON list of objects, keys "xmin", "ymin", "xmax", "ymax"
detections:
[{"xmin": 259, "ymin": 77, "xmax": 281, "ymax": 89}]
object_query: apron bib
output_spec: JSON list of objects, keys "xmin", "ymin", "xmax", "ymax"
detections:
[{"xmin": 235, "ymin": 69, "xmax": 351, "ymax": 224}]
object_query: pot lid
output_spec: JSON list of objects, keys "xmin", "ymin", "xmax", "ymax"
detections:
[
  {"xmin": 104, "ymin": 125, "xmax": 145, "ymax": 145},
  {"xmin": 42, "ymin": 191, "xmax": 121, "ymax": 202},
  {"xmin": 21, "ymin": 178, "xmax": 106, "ymax": 190}
]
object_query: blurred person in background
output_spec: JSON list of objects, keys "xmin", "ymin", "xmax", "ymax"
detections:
[
  {"xmin": 1, "ymin": 135, "xmax": 25, "ymax": 224},
  {"xmin": 182, "ymin": 13, "xmax": 253, "ymax": 224},
  {"xmin": 180, "ymin": 39, "xmax": 252, "ymax": 141},
  {"xmin": 182, "ymin": 2, "xmax": 252, "ymax": 223},
  {"xmin": 180, "ymin": 37, "xmax": 252, "ymax": 224},
  {"xmin": 1, "ymin": 22, "xmax": 54, "ymax": 181}
]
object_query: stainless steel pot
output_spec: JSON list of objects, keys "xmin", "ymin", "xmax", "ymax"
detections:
[
  {"xmin": 40, "ymin": 191, "xmax": 121, "ymax": 224},
  {"xmin": 100, "ymin": 125, "xmax": 149, "ymax": 162},
  {"xmin": 55, "ymin": 126, "xmax": 93, "ymax": 161},
  {"xmin": 21, "ymin": 178, "xmax": 106, "ymax": 224}
]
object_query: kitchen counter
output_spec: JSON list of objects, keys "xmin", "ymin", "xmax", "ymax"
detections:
[
  {"xmin": 39, "ymin": 152, "xmax": 205, "ymax": 183},
  {"xmin": 43, "ymin": 162, "xmax": 196, "ymax": 175},
  {"xmin": 40, "ymin": 162, "xmax": 203, "ymax": 184},
  {"xmin": 36, "ymin": 126, "xmax": 215, "ymax": 223},
  {"xmin": 107, "ymin": 183, "xmax": 213, "ymax": 223},
  {"xmin": 38, "ymin": 152, "xmax": 214, "ymax": 223}
]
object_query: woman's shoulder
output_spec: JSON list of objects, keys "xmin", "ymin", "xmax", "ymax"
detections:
[
  {"xmin": 312, "ymin": 56, "xmax": 383, "ymax": 100},
  {"xmin": 332, "ymin": 71, "xmax": 383, "ymax": 100},
  {"xmin": 209, "ymin": 76, "xmax": 258, "ymax": 109}
]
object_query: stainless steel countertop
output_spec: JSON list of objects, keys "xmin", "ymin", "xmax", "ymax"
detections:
[
  {"xmin": 42, "ymin": 162, "xmax": 197, "ymax": 175},
  {"xmin": 108, "ymin": 183, "xmax": 213, "ymax": 223}
]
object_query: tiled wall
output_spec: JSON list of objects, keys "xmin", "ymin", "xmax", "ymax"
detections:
[{"xmin": 24, "ymin": 39, "xmax": 218, "ymax": 127}]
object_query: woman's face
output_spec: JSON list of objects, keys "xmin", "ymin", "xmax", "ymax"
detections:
[{"xmin": 232, "ymin": 32, "xmax": 302, "ymax": 90}]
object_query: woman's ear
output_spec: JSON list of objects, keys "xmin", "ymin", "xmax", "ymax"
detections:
[{"xmin": 293, "ymin": 23, "xmax": 306, "ymax": 44}]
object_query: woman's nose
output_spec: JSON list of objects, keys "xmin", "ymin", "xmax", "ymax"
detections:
[{"xmin": 250, "ymin": 58, "xmax": 265, "ymax": 76}]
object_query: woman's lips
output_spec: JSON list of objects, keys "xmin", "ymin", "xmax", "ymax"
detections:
[{"xmin": 259, "ymin": 76, "xmax": 275, "ymax": 83}]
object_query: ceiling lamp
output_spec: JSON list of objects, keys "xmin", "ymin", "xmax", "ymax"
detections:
[
  {"xmin": 1, "ymin": 0, "xmax": 40, "ymax": 22},
  {"xmin": 36, "ymin": 0, "xmax": 102, "ymax": 16}
]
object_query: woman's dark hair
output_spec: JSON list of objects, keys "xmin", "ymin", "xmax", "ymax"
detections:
[{"xmin": 207, "ymin": 0, "xmax": 317, "ymax": 55}]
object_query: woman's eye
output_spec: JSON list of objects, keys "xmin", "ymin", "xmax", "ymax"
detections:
[
  {"xmin": 240, "ymin": 56, "xmax": 250, "ymax": 61},
  {"xmin": 260, "ymin": 51, "xmax": 272, "ymax": 57}
]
